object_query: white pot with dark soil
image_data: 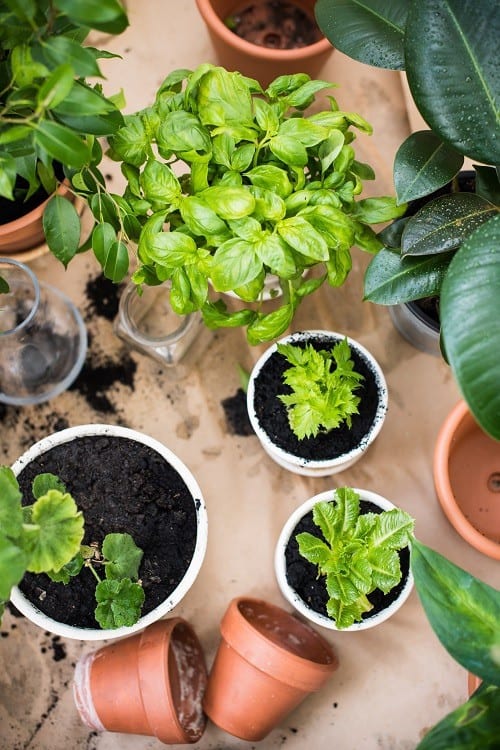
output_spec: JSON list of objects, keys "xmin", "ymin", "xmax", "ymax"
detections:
[
  {"xmin": 9, "ymin": 424, "xmax": 208, "ymax": 641},
  {"xmin": 275, "ymin": 488, "xmax": 414, "ymax": 631},
  {"xmin": 246, "ymin": 330, "xmax": 388, "ymax": 476}
]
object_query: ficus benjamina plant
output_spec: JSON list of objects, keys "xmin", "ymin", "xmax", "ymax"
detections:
[
  {"xmin": 80, "ymin": 63, "xmax": 405, "ymax": 345},
  {"xmin": 296, "ymin": 487, "xmax": 414, "ymax": 629},
  {"xmin": 0, "ymin": 466, "xmax": 145, "ymax": 629}
]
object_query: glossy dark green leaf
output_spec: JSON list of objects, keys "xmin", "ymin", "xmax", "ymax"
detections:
[
  {"xmin": 441, "ymin": 214, "xmax": 500, "ymax": 438},
  {"xmin": 42, "ymin": 195, "xmax": 81, "ymax": 267},
  {"xmin": 402, "ymin": 194, "xmax": 497, "ymax": 256},
  {"xmin": 54, "ymin": 0, "xmax": 129, "ymax": 34},
  {"xmin": 34, "ymin": 120, "xmax": 91, "ymax": 168},
  {"xmin": 378, "ymin": 217, "xmax": 409, "ymax": 248},
  {"xmin": 474, "ymin": 166, "xmax": 500, "ymax": 206},
  {"xmin": 92, "ymin": 222, "xmax": 128, "ymax": 282},
  {"xmin": 394, "ymin": 131, "xmax": 464, "ymax": 204},
  {"xmin": 364, "ymin": 247, "xmax": 452, "ymax": 304},
  {"xmin": 37, "ymin": 64, "xmax": 74, "ymax": 110},
  {"xmin": 315, "ymin": 0, "xmax": 410, "ymax": 70},
  {"xmin": 416, "ymin": 685, "xmax": 500, "ymax": 750},
  {"xmin": 54, "ymin": 81, "xmax": 120, "ymax": 116},
  {"xmin": 405, "ymin": 0, "xmax": 500, "ymax": 163},
  {"xmin": 41, "ymin": 37, "xmax": 102, "ymax": 78},
  {"xmin": 411, "ymin": 540, "xmax": 500, "ymax": 685}
]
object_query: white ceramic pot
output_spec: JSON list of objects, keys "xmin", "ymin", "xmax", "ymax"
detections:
[
  {"xmin": 274, "ymin": 489, "xmax": 414, "ymax": 631},
  {"xmin": 10, "ymin": 424, "xmax": 208, "ymax": 641},
  {"xmin": 246, "ymin": 330, "xmax": 388, "ymax": 476}
]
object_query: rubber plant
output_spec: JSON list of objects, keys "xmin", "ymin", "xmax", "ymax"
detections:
[
  {"xmin": 411, "ymin": 540, "xmax": 500, "ymax": 749},
  {"xmin": 314, "ymin": 0, "xmax": 500, "ymax": 439},
  {"xmin": 0, "ymin": 0, "xmax": 128, "ymax": 262},
  {"xmin": 91, "ymin": 63, "xmax": 405, "ymax": 345}
]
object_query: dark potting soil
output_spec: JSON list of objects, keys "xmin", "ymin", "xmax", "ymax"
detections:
[
  {"xmin": 409, "ymin": 297, "xmax": 440, "ymax": 329},
  {"xmin": 252, "ymin": 335, "xmax": 381, "ymax": 461},
  {"xmin": 221, "ymin": 388, "xmax": 254, "ymax": 436},
  {"xmin": 17, "ymin": 435, "xmax": 199, "ymax": 629},
  {"xmin": 227, "ymin": 1, "xmax": 322, "ymax": 49},
  {"xmin": 0, "ymin": 183, "xmax": 49, "ymax": 224},
  {"xmin": 285, "ymin": 500, "xmax": 411, "ymax": 622}
]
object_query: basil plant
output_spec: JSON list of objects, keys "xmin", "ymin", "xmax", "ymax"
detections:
[{"xmin": 92, "ymin": 64, "xmax": 404, "ymax": 345}]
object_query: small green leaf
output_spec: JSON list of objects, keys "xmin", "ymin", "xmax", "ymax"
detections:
[
  {"xmin": 32, "ymin": 473, "xmax": 66, "ymax": 500},
  {"xmin": 0, "ymin": 533, "xmax": 28, "ymax": 601},
  {"xmin": 92, "ymin": 223, "xmax": 129, "ymax": 282},
  {"xmin": 0, "ymin": 466, "xmax": 23, "ymax": 538},
  {"xmin": 54, "ymin": 0, "xmax": 129, "ymax": 34},
  {"xmin": 296, "ymin": 531, "xmax": 332, "ymax": 567},
  {"xmin": 34, "ymin": 121, "xmax": 91, "ymax": 169},
  {"xmin": 102, "ymin": 533, "xmax": 143, "ymax": 581},
  {"xmin": 94, "ymin": 578, "xmax": 145, "ymax": 629},
  {"xmin": 46, "ymin": 552, "xmax": 84, "ymax": 584},
  {"xmin": 37, "ymin": 64, "xmax": 74, "ymax": 110},
  {"xmin": 0, "ymin": 151, "xmax": 17, "ymax": 200},
  {"xmin": 28, "ymin": 490, "xmax": 84, "ymax": 574},
  {"xmin": 43, "ymin": 196, "xmax": 81, "ymax": 268},
  {"xmin": 246, "ymin": 303, "xmax": 294, "ymax": 345},
  {"xmin": 211, "ymin": 238, "xmax": 262, "ymax": 291},
  {"xmin": 202, "ymin": 300, "xmax": 256, "ymax": 329},
  {"xmin": 351, "ymin": 196, "xmax": 407, "ymax": 224},
  {"xmin": 277, "ymin": 217, "xmax": 329, "ymax": 261}
]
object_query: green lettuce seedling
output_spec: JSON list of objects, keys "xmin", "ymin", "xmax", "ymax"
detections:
[
  {"xmin": 296, "ymin": 487, "xmax": 414, "ymax": 629},
  {"xmin": 0, "ymin": 467, "xmax": 144, "ymax": 629},
  {"xmin": 277, "ymin": 338, "xmax": 364, "ymax": 439}
]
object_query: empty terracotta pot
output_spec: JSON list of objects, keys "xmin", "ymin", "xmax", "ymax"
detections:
[
  {"xmin": 195, "ymin": 0, "xmax": 333, "ymax": 87},
  {"xmin": 434, "ymin": 400, "xmax": 500, "ymax": 560},
  {"xmin": 203, "ymin": 596, "xmax": 338, "ymax": 741},
  {"xmin": 73, "ymin": 618, "xmax": 207, "ymax": 744}
]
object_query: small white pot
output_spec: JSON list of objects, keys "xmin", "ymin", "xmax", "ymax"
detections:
[
  {"xmin": 246, "ymin": 331, "xmax": 388, "ymax": 476},
  {"xmin": 275, "ymin": 489, "xmax": 414, "ymax": 631},
  {"xmin": 11, "ymin": 424, "xmax": 208, "ymax": 641}
]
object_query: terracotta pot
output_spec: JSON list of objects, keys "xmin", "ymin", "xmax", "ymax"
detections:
[
  {"xmin": 246, "ymin": 330, "xmax": 388, "ymax": 476},
  {"xmin": 73, "ymin": 618, "xmax": 207, "ymax": 744},
  {"xmin": 467, "ymin": 672, "xmax": 482, "ymax": 696},
  {"xmin": 203, "ymin": 596, "xmax": 338, "ymax": 741},
  {"xmin": 195, "ymin": 0, "xmax": 334, "ymax": 87},
  {"xmin": 10, "ymin": 423, "xmax": 209, "ymax": 640},
  {"xmin": 0, "ymin": 182, "xmax": 74, "ymax": 254},
  {"xmin": 434, "ymin": 400, "xmax": 500, "ymax": 560},
  {"xmin": 275, "ymin": 489, "xmax": 414, "ymax": 631}
]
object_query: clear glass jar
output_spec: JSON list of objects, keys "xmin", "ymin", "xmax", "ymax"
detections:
[
  {"xmin": 0, "ymin": 258, "xmax": 87, "ymax": 405},
  {"xmin": 113, "ymin": 280, "xmax": 207, "ymax": 376}
]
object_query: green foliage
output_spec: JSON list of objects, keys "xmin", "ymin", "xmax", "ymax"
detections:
[
  {"xmin": 314, "ymin": 0, "xmax": 500, "ymax": 438},
  {"xmin": 411, "ymin": 540, "xmax": 500, "ymax": 748},
  {"xmin": 0, "ymin": 466, "xmax": 145, "ymax": 630},
  {"xmin": 0, "ymin": 0, "xmax": 128, "ymax": 268},
  {"xmin": 96, "ymin": 63, "xmax": 404, "ymax": 344},
  {"xmin": 277, "ymin": 338, "xmax": 364, "ymax": 439},
  {"xmin": 297, "ymin": 487, "xmax": 414, "ymax": 629}
]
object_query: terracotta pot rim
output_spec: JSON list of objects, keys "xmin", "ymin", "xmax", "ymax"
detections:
[
  {"xmin": 195, "ymin": 0, "xmax": 332, "ymax": 62},
  {"xmin": 433, "ymin": 400, "xmax": 500, "ymax": 560},
  {"xmin": 275, "ymin": 489, "xmax": 414, "ymax": 631},
  {"xmin": 221, "ymin": 596, "xmax": 338, "ymax": 690},
  {"xmin": 0, "ymin": 181, "xmax": 72, "ymax": 238},
  {"xmin": 11, "ymin": 423, "xmax": 209, "ymax": 640},
  {"xmin": 246, "ymin": 330, "xmax": 388, "ymax": 475}
]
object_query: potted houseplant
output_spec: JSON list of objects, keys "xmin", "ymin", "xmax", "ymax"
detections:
[
  {"xmin": 194, "ymin": 0, "xmax": 334, "ymax": 87},
  {"xmin": 1, "ymin": 423, "xmax": 208, "ymax": 640},
  {"xmin": 275, "ymin": 486, "xmax": 415, "ymax": 630},
  {"xmin": 433, "ymin": 400, "xmax": 500, "ymax": 561},
  {"xmin": 314, "ymin": 0, "xmax": 500, "ymax": 440},
  {"xmin": 0, "ymin": 0, "xmax": 128, "ymax": 257},
  {"xmin": 246, "ymin": 329, "xmax": 388, "ymax": 475},
  {"xmin": 82, "ymin": 63, "xmax": 405, "ymax": 345},
  {"xmin": 202, "ymin": 596, "xmax": 338, "ymax": 740},
  {"xmin": 73, "ymin": 617, "xmax": 208, "ymax": 744},
  {"xmin": 411, "ymin": 539, "xmax": 500, "ymax": 748}
]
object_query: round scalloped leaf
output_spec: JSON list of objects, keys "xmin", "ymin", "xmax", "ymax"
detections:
[{"xmin": 28, "ymin": 490, "xmax": 84, "ymax": 574}]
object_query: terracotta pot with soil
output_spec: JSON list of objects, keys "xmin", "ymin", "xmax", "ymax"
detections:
[
  {"xmin": 73, "ymin": 618, "xmax": 208, "ymax": 744},
  {"xmin": 10, "ymin": 424, "xmax": 208, "ymax": 640},
  {"xmin": 275, "ymin": 489, "xmax": 414, "ymax": 631},
  {"xmin": 202, "ymin": 596, "xmax": 338, "ymax": 741},
  {"xmin": 0, "ymin": 180, "xmax": 75, "ymax": 255},
  {"xmin": 195, "ymin": 0, "xmax": 333, "ymax": 87},
  {"xmin": 246, "ymin": 330, "xmax": 388, "ymax": 476},
  {"xmin": 434, "ymin": 400, "xmax": 500, "ymax": 560}
]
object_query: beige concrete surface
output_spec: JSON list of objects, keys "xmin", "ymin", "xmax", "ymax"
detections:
[{"xmin": 1, "ymin": 2, "xmax": 499, "ymax": 749}]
